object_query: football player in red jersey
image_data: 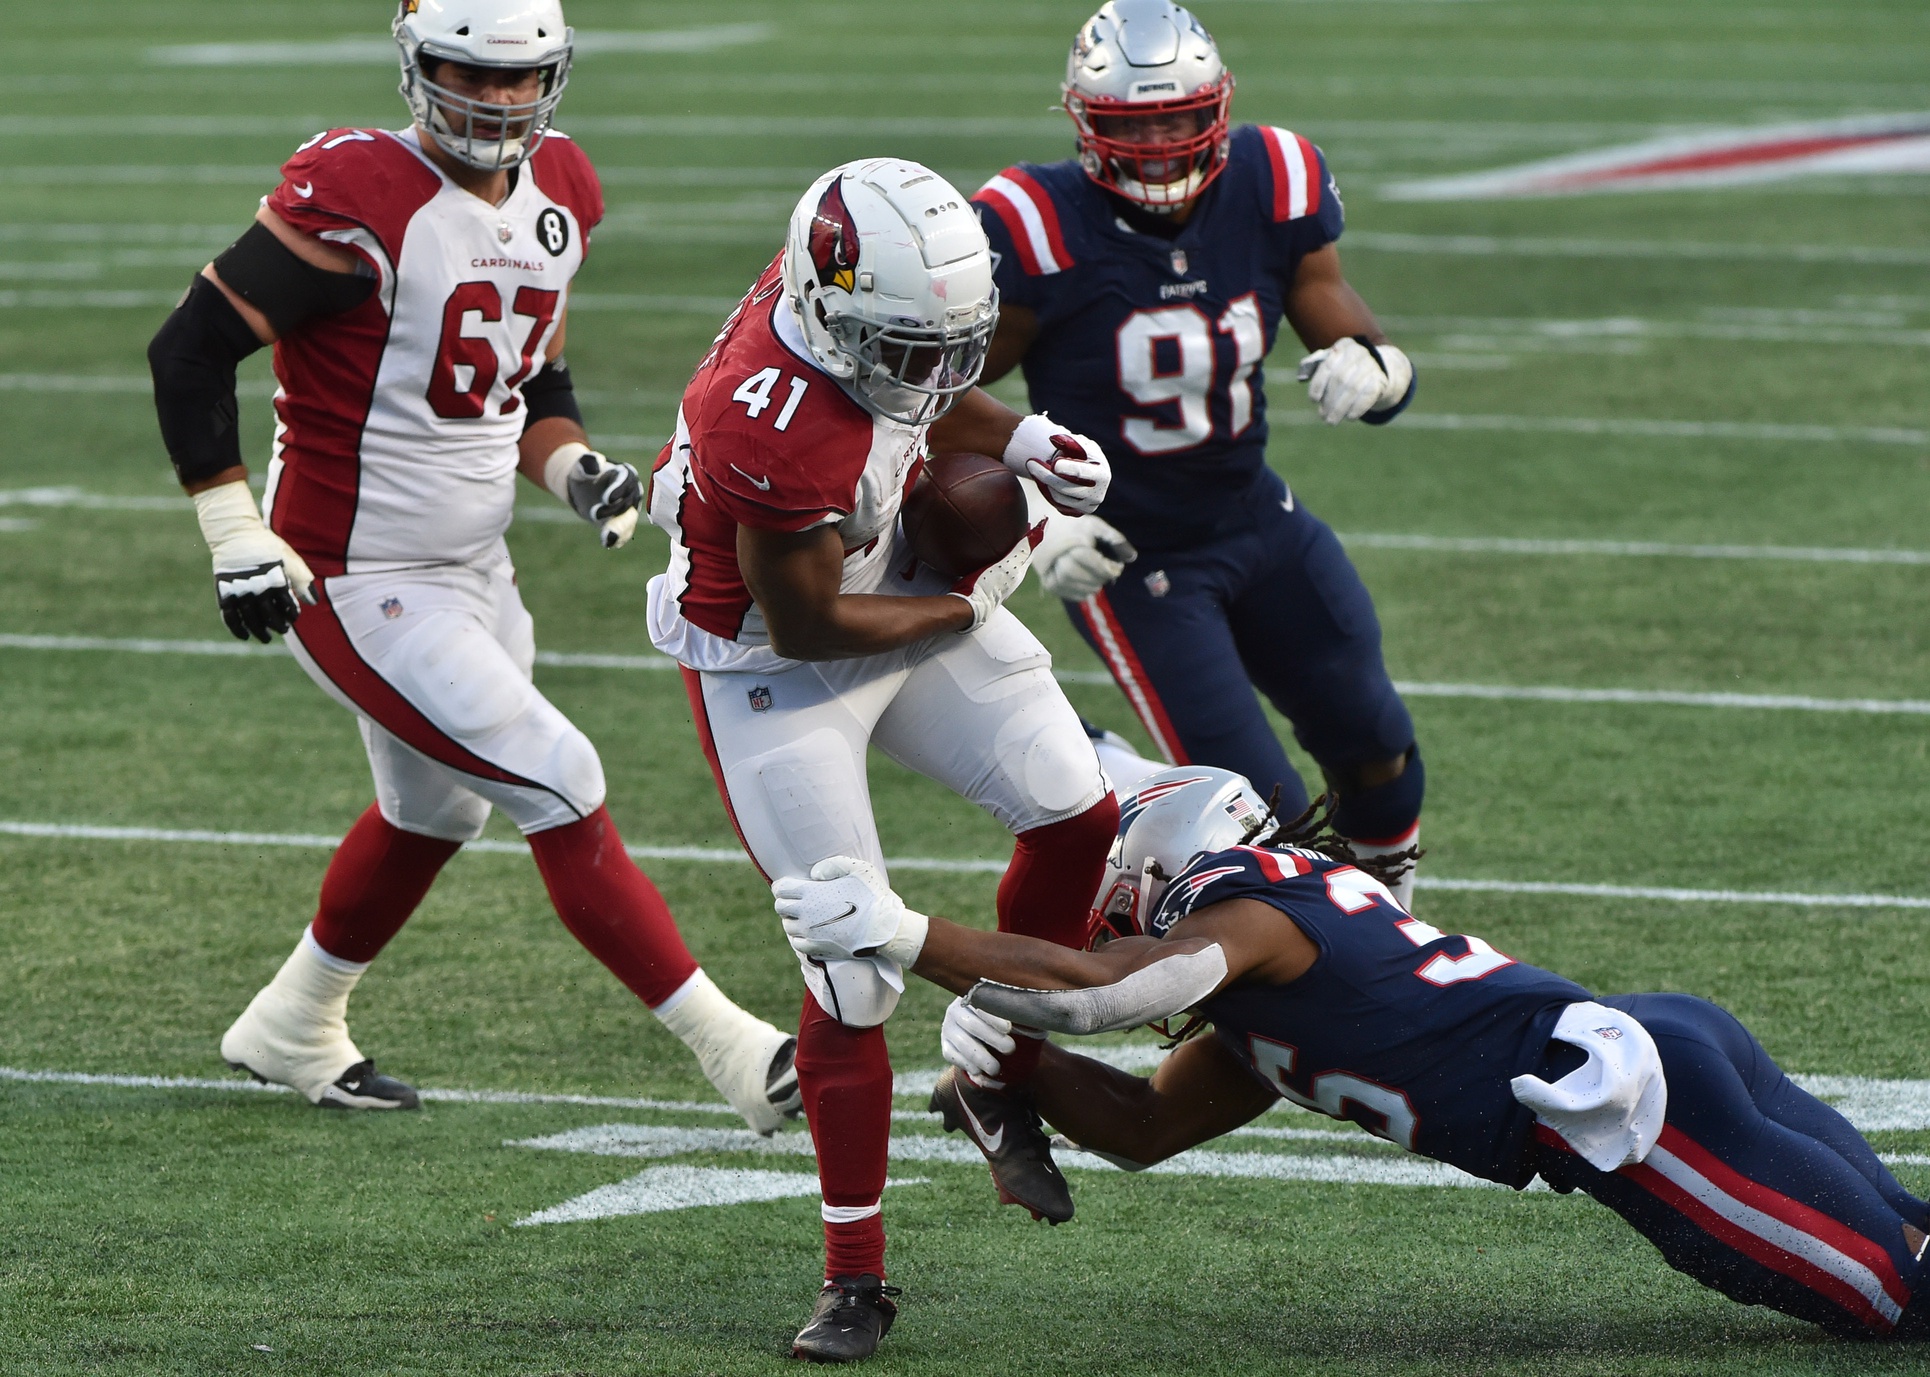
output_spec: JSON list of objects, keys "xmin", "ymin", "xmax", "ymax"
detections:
[
  {"xmin": 144, "ymin": 0, "xmax": 801, "ymax": 1135},
  {"xmin": 648, "ymin": 158, "xmax": 1123, "ymax": 1360}
]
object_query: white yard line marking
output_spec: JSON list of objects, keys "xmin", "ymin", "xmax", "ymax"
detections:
[
  {"xmin": 4, "ymin": 819, "xmax": 1929, "ymax": 909},
  {"xmin": 515, "ymin": 1167, "xmax": 826, "ymax": 1225},
  {"xmin": 8, "ymin": 632, "xmax": 1930, "ymax": 718},
  {"xmin": 15, "ymin": 1062, "xmax": 1930, "ymax": 1138},
  {"xmin": 1419, "ymin": 877, "xmax": 1930, "ymax": 910},
  {"xmin": 0, "ymin": 224, "xmax": 234, "ymax": 244},
  {"xmin": 148, "ymin": 25, "xmax": 774, "ymax": 67},
  {"xmin": 1345, "ymin": 231, "xmax": 1930, "ymax": 268},
  {"xmin": 0, "ymin": 289, "xmax": 179, "ymax": 309},
  {"xmin": 507, "ymin": 1122, "xmax": 1509, "ymax": 1212},
  {"xmin": 0, "ymin": 820, "xmax": 1006, "ymax": 875},
  {"xmin": 1273, "ymin": 410, "xmax": 1928, "ymax": 447},
  {"xmin": 1340, "ymin": 533, "xmax": 1930, "ymax": 565},
  {"xmin": 0, "ymin": 167, "xmax": 280, "ymax": 185},
  {"xmin": 1383, "ymin": 312, "xmax": 1930, "ymax": 350},
  {"xmin": 1395, "ymin": 682, "xmax": 1930, "ymax": 716},
  {"xmin": 5, "ymin": 484, "xmax": 1924, "ymax": 568}
]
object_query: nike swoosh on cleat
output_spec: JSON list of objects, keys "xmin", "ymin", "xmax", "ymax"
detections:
[
  {"xmin": 730, "ymin": 463, "xmax": 772, "ymax": 491},
  {"xmin": 294, "ymin": 182, "xmax": 314, "ymax": 198},
  {"xmin": 956, "ymin": 1086, "xmax": 1004, "ymax": 1153}
]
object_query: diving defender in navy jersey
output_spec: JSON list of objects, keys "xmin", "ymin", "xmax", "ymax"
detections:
[
  {"xmin": 973, "ymin": 1, "xmax": 1425, "ymax": 902},
  {"xmin": 775, "ymin": 769, "xmax": 1930, "ymax": 1342}
]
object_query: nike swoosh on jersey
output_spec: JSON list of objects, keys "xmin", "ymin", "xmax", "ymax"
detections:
[
  {"xmin": 730, "ymin": 463, "xmax": 773, "ymax": 491},
  {"xmin": 956, "ymin": 1085, "xmax": 1005, "ymax": 1153},
  {"xmin": 293, "ymin": 182, "xmax": 314, "ymax": 198}
]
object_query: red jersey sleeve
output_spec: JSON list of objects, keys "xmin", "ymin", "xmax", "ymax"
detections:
[
  {"xmin": 691, "ymin": 428, "xmax": 857, "ymax": 533},
  {"xmin": 265, "ymin": 129, "xmax": 441, "ymax": 264},
  {"xmin": 529, "ymin": 132, "xmax": 605, "ymax": 254}
]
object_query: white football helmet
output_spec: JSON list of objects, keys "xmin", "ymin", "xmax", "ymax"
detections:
[
  {"xmin": 1089, "ymin": 766, "xmax": 1273, "ymax": 945},
  {"xmin": 1063, "ymin": 0, "xmax": 1234, "ymax": 211},
  {"xmin": 394, "ymin": 0, "xmax": 573, "ymax": 170},
  {"xmin": 780, "ymin": 159, "xmax": 998, "ymax": 426}
]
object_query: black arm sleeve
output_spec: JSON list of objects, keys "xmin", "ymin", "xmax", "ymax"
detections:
[
  {"xmin": 520, "ymin": 354, "xmax": 584, "ymax": 432},
  {"xmin": 147, "ymin": 275, "xmax": 267, "ymax": 488},
  {"xmin": 211, "ymin": 221, "xmax": 375, "ymax": 338}
]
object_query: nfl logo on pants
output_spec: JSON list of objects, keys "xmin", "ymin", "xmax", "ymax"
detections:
[{"xmin": 748, "ymin": 685, "xmax": 773, "ymax": 713}]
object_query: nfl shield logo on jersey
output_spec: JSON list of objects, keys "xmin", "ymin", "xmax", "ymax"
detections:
[
  {"xmin": 1144, "ymin": 569, "xmax": 1171, "ymax": 598},
  {"xmin": 748, "ymin": 685, "xmax": 773, "ymax": 712},
  {"xmin": 1170, "ymin": 249, "xmax": 1188, "ymax": 276},
  {"xmin": 380, "ymin": 597, "xmax": 404, "ymax": 620}
]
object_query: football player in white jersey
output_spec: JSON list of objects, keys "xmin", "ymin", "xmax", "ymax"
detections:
[
  {"xmin": 648, "ymin": 159, "xmax": 1124, "ymax": 1360},
  {"xmin": 144, "ymin": 0, "xmax": 800, "ymax": 1135}
]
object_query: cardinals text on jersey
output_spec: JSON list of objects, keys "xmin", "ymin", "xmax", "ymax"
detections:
[
  {"xmin": 646, "ymin": 256, "xmax": 935, "ymax": 674},
  {"xmin": 259, "ymin": 125, "xmax": 603, "ymax": 575}
]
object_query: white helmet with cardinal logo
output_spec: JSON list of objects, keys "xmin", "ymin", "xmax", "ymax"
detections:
[{"xmin": 780, "ymin": 159, "xmax": 998, "ymax": 426}]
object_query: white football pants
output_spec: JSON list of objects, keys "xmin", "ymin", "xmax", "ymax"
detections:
[
  {"xmin": 687, "ymin": 608, "xmax": 1108, "ymax": 1028},
  {"xmin": 287, "ymin": 550, "xmax": 605, "ymax": 839}
]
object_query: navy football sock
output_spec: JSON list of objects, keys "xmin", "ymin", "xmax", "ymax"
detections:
[{"xmin": 1332, "ymin": 744, "xmax": 1425, "ymax": 843}]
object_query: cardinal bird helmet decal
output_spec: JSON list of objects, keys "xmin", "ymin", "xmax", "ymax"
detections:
[
  {"xmin": 781, "ymin": 158, "xmax": 997, "ymax": 423},
  {"xmin": 808, "ymin": 177, "xmax": 860, "ymax": 294}
]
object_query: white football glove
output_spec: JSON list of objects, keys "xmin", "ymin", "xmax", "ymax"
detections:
[
  {"xmin": 1033, "ymin": 512, "xmax": 1137, "ymax": 602},
  {"xmin": 1296, "ymin": 338, "xmax": 1413, "ymax": 425},
  {"xmin": 948, "ymin": 521, "xmax": 1045, "ymax": 633},
  {"xmin": 191, "ymin": 480, "xmax": 316, "ymax": 643},
  {"xmin": 773, "ymin": 856, "xmax": 930, "ymax": 967},
  {"xmin": 940, "ymin": 996, "xmax": 1016, "ymax": 1089},
  {"xmin": 543, "ymin": 441, "xmax": 642, "ymax": 549},
  {"xmin": 1003, "ymin": 413, "xmax": 1110, "ymax": 516}
]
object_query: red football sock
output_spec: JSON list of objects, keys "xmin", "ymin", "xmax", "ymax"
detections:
[
  {"xmin": 308, "ymin": 803, "xmax": 461, "ymax": 964},
  {"xmin": 990, "ymin": 794, "xmax": 1121, "ymax": 1085},
  {"xmin": 796, "ymin": 993, "xmax": 892, "ymax": 1280},
  {"xmin": 527, "ymin": 806, "xmax": 699, "ymax": 1009}
]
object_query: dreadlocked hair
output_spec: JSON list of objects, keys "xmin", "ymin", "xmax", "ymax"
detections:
[{"xmin": 1251, "ymin": 792, "xmax": 1423, "ymax": 891}]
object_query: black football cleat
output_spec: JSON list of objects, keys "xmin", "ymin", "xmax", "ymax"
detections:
[
  {"xmin": 791, "ymin": 1274, "xmax": 900, "ymax": 1363},
  {"xmin": 929, "ymin": 1066, "xmax": 1073, "ymax": 1224},
  {"xmin": 315, "ymin": 1059, "xmax": 420, "ymax": 1111}
]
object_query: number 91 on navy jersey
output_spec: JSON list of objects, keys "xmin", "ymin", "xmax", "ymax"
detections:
[{"xmin": 973, "ymin": 125, "xmax": 1345, "ymax": 549}]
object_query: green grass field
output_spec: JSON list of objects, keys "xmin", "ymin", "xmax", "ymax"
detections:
[{"xmin": 5, "ymin": 1, "xmax": 1930, "ymax": 1372}]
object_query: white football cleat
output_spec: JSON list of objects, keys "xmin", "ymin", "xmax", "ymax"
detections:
[
  {"xmin": 219, "ymin": 931, "xmax": 419, "ymax": 1110},
  {"xmin": 654, "ymin": 970, "xmax": 803, "ymax": 1135}
]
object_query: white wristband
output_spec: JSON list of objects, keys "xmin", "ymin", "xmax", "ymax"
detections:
[
  {"xmin": 190, "ymin": 479, "xmax": 268, "ymax": 548},
  {"xmin": 542, "ymin": 440, "xmax": 595, "ymax": 504},
  {"xmin": 1002, "ymin": 412, "xmax": 1059, "ymax": 468},
  {"xmin": 879, "ymin": 908, "xmax": 930, "ymax": 968}
]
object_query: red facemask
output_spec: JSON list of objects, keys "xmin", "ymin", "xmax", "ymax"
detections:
[{"xmin": 1066, "ymin": 73, "xmax": 1235, "ymax": 211}]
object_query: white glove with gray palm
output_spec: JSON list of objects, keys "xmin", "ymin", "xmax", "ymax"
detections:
[
  {"xmin": 939, "ymin": 995, "xmax": 1017, "ymax": 1088},
  {"xmin": 773, "ymin": 856, "xmax": 930, "ymax": 967}
]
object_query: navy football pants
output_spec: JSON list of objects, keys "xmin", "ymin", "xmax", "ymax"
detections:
[
  {"xmin": 1531, "ymin": 993, "xmax": 1927, "ymax": 1338},
  {"xmin": 1069, "ymin": 487, "xmax": 1416, "ymax": 825}
]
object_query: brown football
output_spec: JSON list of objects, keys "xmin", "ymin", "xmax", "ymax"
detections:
[{"xmin": 901, "ymin": 451, "xmax": 1028, "ymax": 578}]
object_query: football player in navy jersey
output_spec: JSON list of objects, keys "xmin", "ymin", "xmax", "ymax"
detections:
[
  {"xmin": 775, "ymin": 769, "xmax": 1930, "ymax": 1342},
  {"xmin": 974, "ymin": 1, "xmax": 1425, "ymax": 903}
]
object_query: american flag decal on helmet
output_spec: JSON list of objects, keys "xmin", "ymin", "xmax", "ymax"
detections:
[{"xmin": 809, "ymin": 178, "xmax": 859, "ymax": 293}]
